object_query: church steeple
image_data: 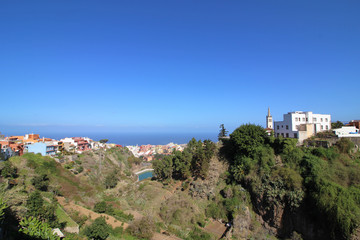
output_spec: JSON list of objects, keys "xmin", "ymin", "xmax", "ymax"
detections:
[{"xmin": 266, "ymin": 107, "xmax": 273, "ymax": 129}]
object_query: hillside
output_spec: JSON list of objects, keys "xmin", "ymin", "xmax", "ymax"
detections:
[{"xmin": 1, "ymin": 127, "xmax": 360, "ymax": 240}]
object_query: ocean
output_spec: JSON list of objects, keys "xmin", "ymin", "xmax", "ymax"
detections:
[{"xmin": 20, "ymin": 132, "xmax": 218, "ymax": 146}]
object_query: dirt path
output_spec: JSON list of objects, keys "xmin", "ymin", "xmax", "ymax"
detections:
[
  {"xmin": 57, "ymin": 197, "xmax": 129, "ymax": 229},
  {"xmin": 124, "ymin": 209, "xmax": 143, "ymax": 221},
  {"xmin": 203, "ymin": 220, "xmax": 227, "ymax": 239},
  {"xmin": 152, "ymin": 232, "xmax": 183, "ymax": 240}
]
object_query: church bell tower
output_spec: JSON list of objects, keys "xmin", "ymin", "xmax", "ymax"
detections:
[{"xmin": 266, "ymin": 107, "xmax": 273, "ymax": 129}]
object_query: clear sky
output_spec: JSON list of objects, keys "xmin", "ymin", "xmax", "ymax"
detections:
[{"xmin": 0, "ymin": 0, "xmax": 359, "ymax": 135}]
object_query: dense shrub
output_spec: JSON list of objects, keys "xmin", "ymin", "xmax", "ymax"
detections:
[
  {"xmin": 94, "ymin": 201, "xmax": 107, "ymax": 213},
  {"xmin": 185, "ymin": 227, "xmax": 213, "ymax": 240},
  {"xmin": 0, "ymin": 161, "xmax": 17, "ymax": 178},
  {"xmin": 206, "ymin": 201, "xmax": 227, "ymax": 221},
  {"xmin": 31, "ymin": 174, "xmax": 50, "ymax": 191},
  {"xmin": 26, "ymin": 191, "xmax": 59, "ymax": 227},
  {"xmin": 84, "ymin": 217, "xmax": 111, "ymax": 240},
  {"xmin": 153, "ymin": 138, "xmax": 216, "ymax": 181},
  {"xmin": 104, "ymin": 170, "xmax": 118, "ymax": 189},
  {"xmin": 127, "ymin": 216, "xmax": 155, "ymax": 240},
  {"xmin": 230, "ymin": 124, "xmax": 268, "ymax": 158},
  {"xmin": 336, "ymin": 138, "xmax": 354, "ymax": 154}
]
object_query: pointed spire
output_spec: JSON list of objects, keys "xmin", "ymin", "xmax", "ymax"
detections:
[{"xmin": 268, "ymin": 107, "xmax": 271, "ymax": 117}]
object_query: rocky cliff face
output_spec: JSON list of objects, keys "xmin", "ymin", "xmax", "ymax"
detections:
[
  {"xmin": 231, "ymin": 206, "xmax": 252, "ymax": 239},
  {"xmin": 251, "ymin": 191, "xmax": 330, "ymax": 240}
]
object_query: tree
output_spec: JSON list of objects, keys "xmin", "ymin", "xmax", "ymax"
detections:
[
  {"xmin": 19, "ymin": 216, "xmax": 60, "ymax": 240},
  {"xmin": 172, "ymin": 150, "xmax": 192, "ymax": 180},
  {"xmin": 336, "ymin": 138, "xmax": 354, "ymax": 154},
  {"xmin": 128, "ymin": 216, "xmax": 155, "ymax": 239},
  {"xmin": 84, "ymin": 217, "xmax": 111, "ymax": 240},
  {"xmin": 0, "ymin": 197, "xmax": 7, "ymax": 223},
  {"xmin": 191, "ymin": 140, "xmax": 207, "ymax": 178},
  {"xmin": 99, "ymin": 139, "xmax": 108, "ymax": 144},
  {"xmin": 1, "ymin": 161, "xmax": 17, "ymax": 178},
  {"xmin": 26, "ymin": 191, "xmax": 58, "ymax": 227},
  {"xmin": 204, "ymin": 139, "xmax": 216, "ymax": 160},
  {"xmin": 153, "ymin": 156, "xmax": 173, "ymax": 180},
  {"xmin": 94, "ymin": 201, "xmax": 107, "ymax": 213},
  {"xmin": 104, "ymin": 170, "xmax": 118, "ymax": 189},
  {"xmin": 31, "ymin": 174, "xmax": 49, "ymax": 191},
  {"xmin": 218, "ymin": 124, "xmax": 229, "ymax": 139},
  {"xmin": 331, "ymin": 121, "xmax": 344, "ymax": 129},
  {"xmin": 230, "ymin": 124, "xmax": 267, "ymax": 158},
  {"xmin": 26, "ymin": 191, "xmax": 44, "ymax": 217}
]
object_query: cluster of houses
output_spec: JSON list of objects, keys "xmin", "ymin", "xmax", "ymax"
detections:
[
  {"xmin": 2, "ymin": 110, "xmax": 358, "ymax": 160},
  {"xmin": 266, "ymin": 108, "xmax": 360, "ymax": 144},
  {"xmin": 0, "ymin": 133, "xmax": 118, "ymax": 160},
  {"xmin": 127, "ymin": 143, "xmax": 185, "ymax": 161}
]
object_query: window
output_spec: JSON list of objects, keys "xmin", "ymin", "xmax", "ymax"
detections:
[
  {"xmin": 277, "ymin": 133, "xmax": 280, "ymax": 137},
  {"xmin": 295, "ymin": 118, "xmax": 298, "ymax": 122},
  {"xmin": 281, "ymin": 133, "xmax": 284, "ymax": 137},
  {"xmin": 306, "ymin": 118, "xmax": 308, "ymax": 122},
  {"xmin": 325, "ymin": 118, "xmax": 328, "ymax": 122},
  {"xmin": 277, "ymin": 126, "xmax": 279, "ymax": 130},
  {"xmin": 294, "ymin": 133, "xmax": 298, "ymax": 138},
  {"xmin": 321, "ymin": 118, "xmax": 323, "ymax": 122},
  {"xmin": 286, "ymin": 133, "xmax": 289, "ymax": 138},
  {"xmin": 302, "ymin": 118, "xmax": 305, "ymax": 121},
  {"xmin": 313, "ymin": 118, "xmax": 317, "ymax": 122},
  {"xmin": 286, "ymin": 125, "xmax": 289, "ymax": 130},
  {"xmin": 282, "ymin": 125, "xmax": 283, "ymax": 128},
  {"xmin": 326, "ymin": 125, "xmax": 329, "ymax": 130},
  {"xmin": 321, "ymin": 125, "xmax": 323, "ymax": 130}
]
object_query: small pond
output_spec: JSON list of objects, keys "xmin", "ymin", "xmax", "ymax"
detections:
[{"xmin": 138, "ymin": 171, "xmax": 153, "ymax": 181}]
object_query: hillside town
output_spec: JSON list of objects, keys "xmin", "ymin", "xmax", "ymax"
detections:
[
  {"xmin": 126, "ymin": 143, "xmax": 185, "ymax": 161},
  {"xmin": 1, "ymin": 109, "xmax": 359, "ymax": 162},
  {"xmin": 0, "ymin": 132, "xmax": 186, "ymax": 162}
]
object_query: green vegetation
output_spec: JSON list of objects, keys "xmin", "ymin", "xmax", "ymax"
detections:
[
  {"xmin": 186, "ymin": 227, "xmax": 213, "ymax": 240},
  {"xmin": 1, "ymin": 161, "xmax": 18, "ymax": 178},
  {"xmin": 84, "ymin": 217, "xmax": 111, "ymax": 240},
  {"xmin": 19, "ymin": 216, "xmax": 60, "ymax": 240},
  {"xmin": 224, "ymin": 123, "xmax": 360, "ymax": 239},
  {"xmin": 218, "ymin": 123, "xmax": 228, "ymax": 139},
  {"xmin": 31, "ymin": 174, "xmax": 50, "ymax": 191},
  {"xmin": 104, "ymin": 170, "xmax": 119, "ymax": 189},
  {"xmin": 153, "ymin": 138, "xmax": 216, "ymax": 181},
  {"xmin": 332, "ymin": 120, "xmax": 344, "ymax": 129},
  {"xmin": 0, "ymin": 197, "xmax": 7, "ymax": 222},
  {"xmin": 56, "ymin": 205, "xmax": 78, "ymax": 228},
  {"xmin": 93, "ymin": 201, "xmax": 134, "ymax": 222},
  {"xmin": 26, "ymin": 191, "xmax": 60, "ymax": 228},
  {"xmin": 128, "ymin": 216, "xmax": 156, "ymax": 240}
]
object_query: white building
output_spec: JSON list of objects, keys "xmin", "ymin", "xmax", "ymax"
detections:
[
  {"xmin": 333, "ymin": 126, "xmax": 360, "ymax": 137},
  {"xmin": 274, "ymin": 111, "xmax": 331, "ymax": 143}
]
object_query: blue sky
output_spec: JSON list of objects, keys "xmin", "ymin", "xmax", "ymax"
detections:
[{"xmin": 0, "ymin": 0, "xmax": 359, "ymax": 135}]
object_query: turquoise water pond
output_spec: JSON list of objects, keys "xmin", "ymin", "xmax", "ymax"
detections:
[{"xmin": 138, "ymin": 171, "xmax": 153, "ymax": 181}]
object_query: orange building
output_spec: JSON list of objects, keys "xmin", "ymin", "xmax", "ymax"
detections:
[
  {"xmin": 8, "ymin": 136, "xmax": 24, "ymax": 141},
  {"xmin": 24, "ymin": 134, "xmax": 41, "ymax": 143},
  {"xmin": 347, "ymin": 120, "xmax": 360, "ymax": 129},
  {"xmin": 8, "ymin": 141, "xmax": 24, "ymax": 156}
]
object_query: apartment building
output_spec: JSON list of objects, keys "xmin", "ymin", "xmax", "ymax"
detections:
[{"xmin": 274, "ymin": 111, "xmax": 331, "ymax": 143}]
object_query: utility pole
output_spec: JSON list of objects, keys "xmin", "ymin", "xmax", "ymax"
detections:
[{"xmin": 99, "ymin": 150, "xmax": 102, "ymax": 176}]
